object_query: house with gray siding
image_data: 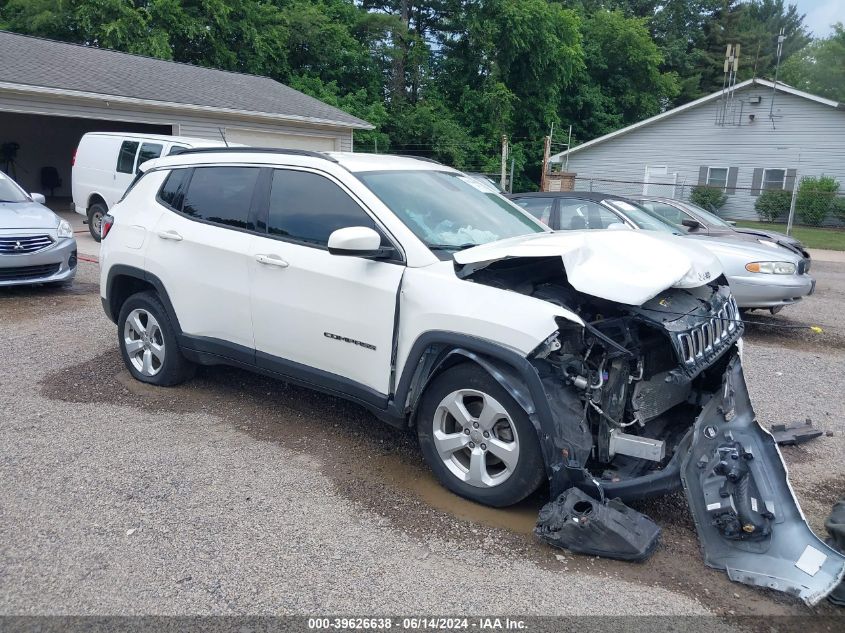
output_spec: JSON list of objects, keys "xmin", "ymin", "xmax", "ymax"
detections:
[
  {"xmin": 0, "ymin": 30, "xmax": 372, "ymax": 198},
  {"xmin": 549, "ymin": 78, "xmax": 845, "ymax": 221}
]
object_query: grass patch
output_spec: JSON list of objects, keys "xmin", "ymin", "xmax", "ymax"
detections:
[{"xmin": 733, "ymin": 221, "xmax": 845, "ymax": 251}]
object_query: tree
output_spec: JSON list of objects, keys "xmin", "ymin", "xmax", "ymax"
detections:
[
  {"xmin": 698, "ymin": 0, "xmax": 809, "ymax": 95},
  {"xmin": 561, "ymin": 9, "xmax": 679, "ymax": 141},
  {"xmin": 782, "ymin": 23, "xmax": 845, "ymax": 101}
]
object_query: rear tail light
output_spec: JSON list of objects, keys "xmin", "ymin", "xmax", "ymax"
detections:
[
  {"xmin": 101, "ymin": 214, "xmax": 115, "ymax": 239},
  {"xmin": 72, "ymin": 148, "xmax": 77, "ymax": 167}
]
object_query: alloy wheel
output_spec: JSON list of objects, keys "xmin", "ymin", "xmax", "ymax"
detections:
[
  {"xmin": 432, "ymin": 388, "xmax": 520, "ymax": 488},
  {"xmin": 123, "ymin": 308, "xmax": 165, "ymax": 377}
]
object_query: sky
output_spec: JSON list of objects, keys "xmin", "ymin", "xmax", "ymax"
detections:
[{"xmin": 794, "ymin": 0, "xmax": 843, "ymax": 37}]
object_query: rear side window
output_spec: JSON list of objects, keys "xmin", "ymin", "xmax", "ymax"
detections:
[
  {"xmin": 168, "ymin": 145, "xmax": 188, "ymax": 156},
  {"xmin": 513, "ymin": 197, "xmax": 554, "ymax": 225},
  {"xmin": 136, "ymin": 143, "xmax": 163, "ymax": 172},
  {"xmin": 180, "ymin": 166, "xmax": 260, "ymax": 230},
  {"xmin": 157, "ymin": 169, "xmax": 191, "ymax": 210},
  {"xmin": 267, "ymin": 169, "xmax": 377, "ymax": 246},
  {"xmin": 558, "ymin": 199, "xmax": 621, "ymax": 230},
  {"xmin": 116, "ymin": 141, "xmax": 139, "ymax": 174}
]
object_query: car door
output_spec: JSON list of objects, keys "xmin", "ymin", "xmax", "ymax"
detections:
[
  {"xmin": 144, "ymin": 165, "xmax": 261, "ymax": 361},
  {"xmin": 108, "ymin": 140, "xmax": 141, "ymax": 208},
  {"xmin": 249, "ymin": 167, "xmax": 404, "ymax": 400}
]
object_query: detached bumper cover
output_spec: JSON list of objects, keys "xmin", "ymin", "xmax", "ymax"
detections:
[{"xmin": 682, "ymin": 356, "xmax": 845, "ymax": 605}]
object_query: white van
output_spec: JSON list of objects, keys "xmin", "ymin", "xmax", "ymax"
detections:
[{"xmin": 72, "ymin": 133, "xmax": 233, "ymax": 240}]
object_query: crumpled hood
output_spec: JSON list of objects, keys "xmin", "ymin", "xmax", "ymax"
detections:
[
  {"xmin": 454, "ymin": 230, "xmax": 723, "ymax": 306},
  {"xmin": 0, "ymin": 201, "xmax": 60, "ymax": 230}
]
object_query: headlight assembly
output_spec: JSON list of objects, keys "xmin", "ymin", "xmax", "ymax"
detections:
[
  {"xmin": 745, "ymin": 261, "xmax": 797, "ymax": 274},
  {"xmin": 57, "ymin": 220, "xmax": 74, "ymax": 239}
]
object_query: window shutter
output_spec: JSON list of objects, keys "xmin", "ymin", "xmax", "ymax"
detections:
[
  {"xmin": 698, "ymin": 165, "xmax": 708, "ymax": 186},
  {"xmin": 785, "ymin": 168, "xmax": 797, "ymax": 191},
  {"xmin": 751, "ymin": 168, "xmax": 763, "ymax": 196},
  {"xmin": 726, "ymin": 167, "xmax": 738, "ymax": 194}
]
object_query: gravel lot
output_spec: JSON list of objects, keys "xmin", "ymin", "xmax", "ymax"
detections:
[{"xmin": 1, "ymin": 260, "xmax": 843, "ymax": 618}]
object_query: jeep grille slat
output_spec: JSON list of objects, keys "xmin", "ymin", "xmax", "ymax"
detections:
[{"xmin": 673, "ymin": 296, "xmax": 743, "ymax": 373}]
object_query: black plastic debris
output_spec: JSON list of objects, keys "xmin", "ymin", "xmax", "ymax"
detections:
[
  {"xmin": 771, "ymin": 419, "xmax": 823, "ymax": 445},
  {"xmin": 535, "ymin": 487, "xmax": 661, "ymax": 561}
]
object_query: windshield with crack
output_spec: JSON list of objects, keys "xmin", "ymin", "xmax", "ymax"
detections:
[{"xmin": 357, "ymin": 170, "xmax": 546, "ymax": 254}]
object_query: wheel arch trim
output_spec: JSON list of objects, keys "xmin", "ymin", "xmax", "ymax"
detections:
[
  {"xmin": 104, "ymin": 264, "xmax": 182, "ymax": 334},
  {"xmin": 87, "ymin": 193, "xmax": 108, "ymax": 210},
  {"xmin": 393, "ymin": 331, "xmax": 565, "ymax": 482}
]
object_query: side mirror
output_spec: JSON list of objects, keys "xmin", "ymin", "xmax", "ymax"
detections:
[
  {"xmin": 30, "ymin": 193, "xmax": 46, "ymax": 205},
  {"xmin": 681, "ymin": 218, "xmax": 702, "ymax": 230},
  {"xmin": 328, "ymin": 226, "xmax": 393, "ymax": 259},
  {"xmin": 607, "ymin": 222, "xmax": 631, "ymax": 231},
  {"xmin": 727, "ymin": 220, "xmax": 736, "ymax": 226}
]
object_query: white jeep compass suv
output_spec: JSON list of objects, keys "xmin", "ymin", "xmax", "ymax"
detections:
[{"xmin": 99, "ymin": 148, "xmax": 843, "ymax": 602}]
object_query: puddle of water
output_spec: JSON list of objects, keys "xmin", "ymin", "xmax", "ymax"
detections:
[{"xmin": 364, "ymin": 450, "xmax": 543, "ymax": 535}]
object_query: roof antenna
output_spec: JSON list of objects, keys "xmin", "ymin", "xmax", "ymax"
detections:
[
  {"xmin": 770, "ymin": 28, "xmax": 786, "ymax": 120},
  {"xmin": 218, "ymin": 127, "xmax": 229, "ymax": 147}
]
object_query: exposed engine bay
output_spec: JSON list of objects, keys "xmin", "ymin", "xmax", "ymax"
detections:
[
  {"xmin": 464, "ymin": 256, "xmax": 845, "ymax": 604},
  {"xmin": 467, "ymin": 256, "xmax": 742, "ymax": 485}
]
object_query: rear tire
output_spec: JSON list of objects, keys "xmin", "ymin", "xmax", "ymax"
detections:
[
  {"xmin": 416, "ymin": 363, "xmax": 545, "ymax": 507},
  {"xmin": 87, "ymin": 202, "xmax": 106, "ymax": 242},
  {"xmin": 117, "ymin": 291, "xmax": 195, "ymax": 386}
]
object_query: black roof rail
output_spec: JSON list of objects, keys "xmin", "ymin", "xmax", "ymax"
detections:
[{"xmin": 168, "ymin": 147, "xmax": 339, "ymax": 163}]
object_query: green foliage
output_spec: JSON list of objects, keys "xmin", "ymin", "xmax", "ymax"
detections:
[
  {"xmin": 832, "ymin": 198, "xmax": 845, "ymax": 223},
  {"xmin": 782, "ymin": 24, "xmax": 845, "ymax": 102},
  {"xmin": 689, "ymin": 186, "xmax": 727, "ymax": 210},
  {"xmin": 755, "ymin": 189, "xmax": 792, "ymax": 222},
  {"xmin": 796, "ymin": 176, "xmax": 839, "ymax": 226},
  {"xmin": 0, "ymin": 0, "xmax": 830, "ymax": 190}
]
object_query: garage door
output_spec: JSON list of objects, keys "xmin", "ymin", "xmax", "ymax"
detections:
[{"xmin": 224, "ymin": 128, "xmax": 338, "ymax": 151}]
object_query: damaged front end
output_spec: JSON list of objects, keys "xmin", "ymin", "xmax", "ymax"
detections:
[{"xmin": 461, "ymin": 253, "xmax": 845, "ymax": 604}]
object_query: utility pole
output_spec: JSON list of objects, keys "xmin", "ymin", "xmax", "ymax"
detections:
[
  {"xmin": 770, "ymin": 28, "xmax": 786, "ymax": 120},
  {"xmin": 500, "ymin": 135, "xmax": 508, "ymax": 191},
  {"xmin": 540, "ymin": 135, "xmax": 551, "ymax": 191},
  {"xmin": 509, "ymin": 158, "xmax": 515, "ymax": 194}
]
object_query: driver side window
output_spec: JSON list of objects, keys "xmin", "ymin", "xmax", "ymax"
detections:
[{"xmin": 266, "ymin": 169, "xmax": 381, "ymax": 247}]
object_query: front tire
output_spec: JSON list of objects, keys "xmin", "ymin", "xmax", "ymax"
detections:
[
  {"xmin": 87, "ymin": 202, "xmax": 106, "ymax": 242},
  {"xmin": 416, "ymin": 363, "xmax": 545, "ymax": 507},
  {"xmin": 117, "ymin": 291, "xmax": 195, "ymax": 386}
]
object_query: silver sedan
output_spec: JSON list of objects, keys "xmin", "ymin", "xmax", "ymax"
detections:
[
  {"xmin": 507, "ymin": 192, "xmax": 815, "ymax": 313},
  {"xmin": 0, "ymin": 172, "xmax": 77, "ymax": 287}
]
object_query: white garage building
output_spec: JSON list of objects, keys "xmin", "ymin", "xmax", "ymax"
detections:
[{"xmin": 0, "ymin": 30, "xmax": 372, "ymax": 197}]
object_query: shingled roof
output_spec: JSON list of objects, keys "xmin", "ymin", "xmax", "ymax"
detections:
[{"xmin": 0, "ymin": 30, "xmax": 372, "ymax": 129}]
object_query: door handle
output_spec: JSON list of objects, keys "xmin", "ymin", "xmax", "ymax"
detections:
[
  {"xmin": 255, "ymin": 254, "xmax": 289, "ymax": 268},
  {"xmin": 157, "ymin": 230, "xmax": 183, "ymax": 241}
]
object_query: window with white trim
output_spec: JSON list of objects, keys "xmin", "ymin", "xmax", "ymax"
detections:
[
  {"xmin": 706, "ymin": 167, "xmax": 729, "ymax": 191},
  {"xmin": 762, "ymin": 168, "xmax": 786, "ymax": 190}
]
